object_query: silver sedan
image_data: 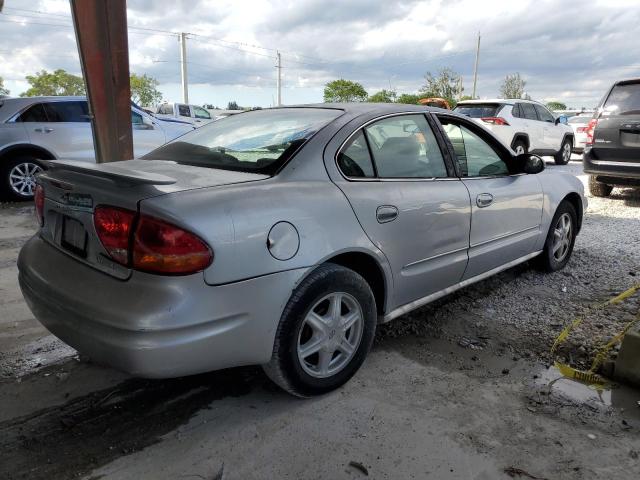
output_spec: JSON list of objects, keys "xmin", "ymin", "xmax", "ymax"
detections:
[{"xmin": 18, "ymin": 104, "xmax": 586, "ymax": 396}]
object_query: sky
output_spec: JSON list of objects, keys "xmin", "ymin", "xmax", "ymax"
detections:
[{"xmin": 1, "ymin": 0, "xmax": 639, "ymax": 109}]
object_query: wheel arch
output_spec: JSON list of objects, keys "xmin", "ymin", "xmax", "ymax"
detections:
[
  {"xmin": 0, "ymin": 143, "xmax": 57, "ymax": 162},
  {"xmin": 561, "ymin": 133, "xmax": 574, "ymax": 149},
  {"xmin": 511, "ymin": 133, "xmax": 530, "ymax": 151},
  {"xmin": 561, "ymin": 192, "xmax": 583, "ymax": 232}
]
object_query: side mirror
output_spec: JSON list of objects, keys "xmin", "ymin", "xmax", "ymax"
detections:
[
  {"xmin": 515, "ymin": 154, "xmax": 545, "ymax": 174},
  {"xmin": 555, "ymin": 115, "xmax": 568, "ymax": 125}
]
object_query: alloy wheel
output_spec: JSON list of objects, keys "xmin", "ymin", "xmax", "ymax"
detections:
[
  {"xmin": 552, "ymin": 212, "xmax": 572, "ymax": 261},
  {"xmin": 562, "ymin": 142, "xmax": 571, "ymax": 163},
  {"xmin": 9, "ymin": 162, "xmax": 42, "ymax": 197},
  {"xmin": 515, "ymin": 145, "xmax": 525, "ymax": 155},
  {"xmin": 297, "ymin": 292, "xmax": 364, "ymax": 378}
]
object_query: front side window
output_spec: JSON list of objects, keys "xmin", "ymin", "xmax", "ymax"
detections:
[
  {"xmin": 337, "ymin": 130, "xmax": 375, "ymax": 178},
  {"xmin": 520, "ymin": 103, "xmax": 538, "ymax": 121},
  {"xmin": 143, "ymin": 108, "xmax": 342, "ymax": 174},
  {"xmin": 131, "ymin": 110, "xmax": 143, "ymax": 125},
  {"xmin": 440, "ymin": 119, "xmax": 509, "ymax": 177},
  {"xmin": 363, "ymin": 114, "xmax": 447, "ymax": 178},
  {"xmin": 16, "ymin": 103, "xmax": 47, "ymax": 122},
  {"xmin": 534, "ymin": 105, "xmax": 555, "ymax": 123},
  {"xmin": 194, "ymin": 106, "xmax": 211, "ymax": 119},
  {"xmin": 43, "ymin": 101, "xmax": 89, "ymax": 122},
  {"xmin": 178, "ymin": 104, "xmax": 191, "ymax": 117}
]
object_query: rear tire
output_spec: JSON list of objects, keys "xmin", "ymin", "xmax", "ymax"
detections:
[
  {"xmin": 554, "ymin": 138, "xmax": 572, "ymax": 165},
  {"xmin": 512, "ymin": 139, "xmax": 528, "ymax": 156},
  {"xmin": 0, "ymin": 156, "xmax": 44, "ymax": 201},
  {"xmin": 536, "ymin": 201, "xmax": 577, "ymax": 272},
  {"xmin": 263, "ymin": 263, "xmax": 377, "ymax": 397},
  {"xmin": 588, "ymin": 175, "xmax": 613, "ymax": 197}
]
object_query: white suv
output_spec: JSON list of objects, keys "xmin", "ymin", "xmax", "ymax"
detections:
[
  {"xmin": 0, "ymin": 96, "xmax": 194, "ymax": 200},
  {"xmin": 454, "ymin": 99, "xmax": 574, "ymax": 165}
]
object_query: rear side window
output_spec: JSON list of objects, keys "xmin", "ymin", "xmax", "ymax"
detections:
[
  {"xmin": 337, "ymin": 131, "xmax": 375, "ymax": 178},
  {"xmin": 454, "ymin": 103, "xmax": 502, "ymax": 118},
  {"xmin": 193, "ymin": 106, "xmax": 211, "ymax": 119},
  {"xmin": 44, "ymin": 101, "xmax": 89, "ymax": 122},
  {"xmin": 364, "ymin": 114, "xmax": 447, "ymax": 178},
  {"xmin": 511, "ymin": 103, "xmax": 522, "ymax": 118},
  {"xmin": 16, "ymin": 103, "xmax": 47, "ymax": 122},
  {"xmin": 534, "ymin": 105, "xmax": 555, "ymax": 123},
  {"xmin": 520, "ymin": 103, "xmax": 538, "ymax": 120},
  {"xmin": 132, "ymin": 111, "xmax": 143, "ymax": 125},
  {"xmin": 602, "ymin": 83, "xmax": 640, "ymax": 115},
  {"xmin": 178, "ymin": 104, "xmax": 191, "ymax": 117}
]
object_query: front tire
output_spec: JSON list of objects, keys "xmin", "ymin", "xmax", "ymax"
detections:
[
  {"xmin": 554, "ymin": 138, "xmax": 572, "ymax": 165},
  {"xmin": 0, "ymin": 156, "xmax": 44, "ymax": 201},
  {"xmin": 536, "ymin": 201, "xmax": 577, "ymax": 272},
  {"xmin": 263, "ymin": 263, "xmax": 377, "ymax": 397},
  {"xmin": 588, "ymin": 175, "xmax": 613, "ymax": 197}
]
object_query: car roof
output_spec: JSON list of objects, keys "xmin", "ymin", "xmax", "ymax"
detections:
[
  {"xmin": 456, "ymin": 98, "xmax": 544, "ymax": 106},
  {"xmin": 272, "ymin": 102, "xmax": 448, "ymax": 115}
]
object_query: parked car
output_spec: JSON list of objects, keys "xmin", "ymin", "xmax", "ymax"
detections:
[
  {"xmin": 18, "ymin": 104, "xmax": 586, "ymax": 397},
  {"xmin": 583, "ymin": 78, "xmax": 640, "ymax": 197},
  {"xmin": 155, "ymin": 102, "xmax": 215, "ymax": 126},
  {"xmin": 0, "ymin": 96, "xmax": 194, "ymax": 201},
  {"xmin": 567, "ymin": 114, "xmax": 592, "ymax": 153},
  {"xmin": 454, "ymin": 99, "xmax": 574, "ymax": 165}
]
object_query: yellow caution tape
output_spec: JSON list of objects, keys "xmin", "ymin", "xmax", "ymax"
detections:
[{"xmin": 551, "ymin": 283, "xmax": 640, "ymax": 388}]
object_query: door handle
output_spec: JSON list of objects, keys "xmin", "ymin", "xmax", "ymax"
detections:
[
  {"xmin": 476, "ymin": 193, "xmax": 494, "ymax": 208},
  {"xmin": 376, "ymin": 205, "xmax": 398, "ymax": 223},
  {"xmin": 34, "ymin": 128, "xmax": 54, "ymax": 133}
]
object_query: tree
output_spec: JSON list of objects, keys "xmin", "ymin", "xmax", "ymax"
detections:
[
  {"xmin": 323, "ymin": 79, "xmax": 367, "ymax": 103},
  {"xmin": 499, "ymin": 73, "xmax": 526, "ymax": 99},
  {"xmin": 546, "ymin": 101, "xmax": 567, "ymax": 111},
  {"xmin": 0, "ymin": 76, "xmax": 9, "ymax": 96},
  {"xmin": 130, "ymin": 73, "xmax": 162, "ymax": 107},
  {"xmin": 396, "ymin": 93, "xmax": 422, "ymax": 104},
  {"xmin": 227, "ymin": 101, "xmax": 241, "ymax": 110},
  {"xmin": 367, "ymin": 89, "xmax": 396, "ymax": 103},
  {"xmin": 419, "ymin": 67, "xmax": 462, "ymax": 105},
  {"xmin": 21, "ymin": 69, "xmax": 85, "ymax": 97}
]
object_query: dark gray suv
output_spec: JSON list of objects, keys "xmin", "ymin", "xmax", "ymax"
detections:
[{"xmin": 583, "ymin": 78, "xmax": 640, "ymax": 197}]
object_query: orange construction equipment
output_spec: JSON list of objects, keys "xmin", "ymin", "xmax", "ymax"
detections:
[{"xmin": 418, "ymin": 97, "xmax": 452, "ymax": 110}]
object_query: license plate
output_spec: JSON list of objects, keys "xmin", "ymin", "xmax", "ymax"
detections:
[{"xmin": 61, "ymin": 216, "xmax": 87, "ymax": 257}]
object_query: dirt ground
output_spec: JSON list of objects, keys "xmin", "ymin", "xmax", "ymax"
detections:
[{"xmin": 1, "ymin": 157, "xmax": 639, "ymax": 480}]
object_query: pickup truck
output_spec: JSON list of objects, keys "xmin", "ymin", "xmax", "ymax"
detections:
[{"xmin": 155, "ymin": 102, "xmax": 214, "ymax": 127}]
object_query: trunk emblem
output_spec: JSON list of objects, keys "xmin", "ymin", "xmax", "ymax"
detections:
[{"xmin": 59, "ymin": 193, "xmax": 93, "ymax": 209}]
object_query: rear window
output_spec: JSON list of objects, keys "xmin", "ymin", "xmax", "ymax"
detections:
[
  {"xmin": 602, "ymin": 83, "xmax": 640, "ymax": 115},
  {"xmin": 454, "ymin": 103, "xmax": 502, "ymax": 118},
  {"xmin": 143, "ymin": 108, "xmax": 342, "ymax": 174}
]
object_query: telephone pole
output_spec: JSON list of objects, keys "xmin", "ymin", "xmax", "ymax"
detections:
[
  {"xmin": 276, "ymin": 51, "xmax": 282, "ymax": 106},
  {"xmin": 179, "ymin": 32, "xmax": 189, "ymax": 104},
  {"xmin": 472, "ymin": 31, "xmax": 480, "ymax": 99}
]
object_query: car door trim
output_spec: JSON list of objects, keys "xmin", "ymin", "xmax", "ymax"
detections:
[
  {"xmin": 403, "ymin": 245, "xmax": 468, "ymax": 269},
  {"xmin": 469, "ymin": 224, "xmax": 540, "ymax": 249},
  {"xmin": 382, "ymin": 249, "xmax": 542, "ymax": 322}
]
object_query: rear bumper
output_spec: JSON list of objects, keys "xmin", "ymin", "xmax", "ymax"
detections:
[
  {"xmin": 18, "ymin": 235, "xmax": 309, "ymax": 378},
  {"xmin": 583, "ymin": 149, "xmax": 640, "ymax": 183}
]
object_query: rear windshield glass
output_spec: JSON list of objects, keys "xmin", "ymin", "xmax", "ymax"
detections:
[
  {"xmin": 603, "ymin": 83, "xmax": 640, "ymax": 115},
  {"xmin": 143, "ymin": 108, "xmax": 342, "ymax": 174},
  {"xmin": 454, "ymin": 103, "xmax": 502, "ymax": 118}
]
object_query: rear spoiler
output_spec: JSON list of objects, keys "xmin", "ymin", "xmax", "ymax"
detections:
[{"xmin": 41, "ymin": 160, "xmax": 177, "ymax": 186}]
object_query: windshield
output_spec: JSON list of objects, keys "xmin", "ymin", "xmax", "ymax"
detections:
[
  {"xmin": 143, "ymin": 108, "xmax": 342, "ymax": 174},
  {"xmin": 602, "ymin": 83, "xmax": 640, "ymax": 115},
  {"xmin": 454, "ymin": 103, "xmax": 502, "ymax": 118}
]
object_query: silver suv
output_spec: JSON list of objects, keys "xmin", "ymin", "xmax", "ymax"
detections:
[{"xmin": 0, "ymin": 96, "xmax": 194, "ymax": 201}]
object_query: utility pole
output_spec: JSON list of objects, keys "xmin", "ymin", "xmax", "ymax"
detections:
[
  {"xmin": 179, "ymin": 32, "xmax": 189, "ymax": 104},
  {"xmin": 276, "ymin": 51, "xmax": 282, "ymax": 106},
  {"xmin": 472, "ymin": 31, "xmax": 481, "ymax": 99}
]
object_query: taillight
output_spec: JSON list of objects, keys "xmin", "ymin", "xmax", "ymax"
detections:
[
  {"xmin": 132, "ymin": 215, "xmax": 212, "ymax": 274},
  {"xmin": 93, "ymin": 206, "xmax": 212, "ymax": 275},
  {"xmin": 481, "ymin": 117, "xmax": 510, "ymax": 126},
  {"xmin": 585, "ymin": 118, "xmax": 598, "ymax": 145},
  {"xmin": 34, "ymin": 184, "xmax": 45, "ymax": 226},
  {"xmin": 94, "ymin": 206, "xmax": 135, "ymax": 265}
]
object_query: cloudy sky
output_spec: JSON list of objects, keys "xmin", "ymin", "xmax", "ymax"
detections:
[{"xmin": 1, "ymin": 0, "xmax": 639, "ymax": 108}]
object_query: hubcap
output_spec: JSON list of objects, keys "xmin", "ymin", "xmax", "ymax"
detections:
[
  {"xmin": 297, "ymin": 292, "xmax": 364, "ymax": 378},
  {"xmin": 552, "ymin": 213, "xmax": 572, "ymax": 262},
  {"xmin": 9, "ymin": 162, "xmax": 42, "ymax": 197},
  {"xmin": 563, "ymin": 142, "xmax": 571, "ymax": 162}
]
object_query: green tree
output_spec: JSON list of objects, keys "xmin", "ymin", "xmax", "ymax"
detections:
[
  {"xmin": 367, "ymin": 89, "xmax": 396, "ymax": 103},
  {"xmin": 396, "ymin": 93, "xmax": 422, "ymax": 104},
  {"xmin": 21, "ymin": 69, "xmax": 85, "ymax": 97},
  {"xmin": 458, "ymin": 95, "xmax": 474, "ymax": 101},
  {"xmin": 0, "ymin": 76, "xmax": 9, "ymax": 96},
  {"xmin": 546, "ymin": 101, "xmax": 567, "ymax": 111},
  {"xmin": 227, "ymin": 101, "xmax": 241, "ymax": 110},
  {"xmin": 323, "ymin": 79, "xmax": 367, "ymax": 103},
  {"xmin": 419, "ymin": 67, "xmax": 462, "ymax": 106},
  {"xmin": 130, "ymin": 73, "xmax": 162, "ymax": 107},
  {"xmin": 499, "ymin": 73, "xmax": 526, "ymax": 99}
]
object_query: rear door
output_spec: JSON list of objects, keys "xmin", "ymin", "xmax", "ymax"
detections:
[
  {"xmin": 331, "ymin": 113, "xmax": 471, "ymax": 309},
  {"xmin": 437, "ymin": 114, "xmax": 543, "ymax": 279},
  {"xmin": 131, "ymin": 109, "xmax": 166, "ymax": 157},
  {"xmin": 593, "ymin": 80, "xmax": 640, "ymax": 162},
  {"xmin": 517, "ymin": 102, "xmax": 544, "ymax": 151}
]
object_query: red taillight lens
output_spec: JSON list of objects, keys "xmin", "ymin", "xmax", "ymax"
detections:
[
  {"xmin": 481, "ymin": 117, "xmax": 510, "ymax": 126},
  {"xmin": 94, "ymin": 206, "xmax": 135, "ymax": 265},
  {"xmin": 132, "ymin": 215, "xmax": 212, "ymax": 274},
  {"xmin": 34, "ymin": 184, "xmax": 45, "ymax": 226},
  {"xmin": 585, "ymin": 119, "xmax": 598, "ymax": 145}
]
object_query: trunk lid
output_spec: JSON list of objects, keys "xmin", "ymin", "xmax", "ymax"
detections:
[{"xmin": 37, "ymin": 159, "xmax": 268, "ymax": 278}]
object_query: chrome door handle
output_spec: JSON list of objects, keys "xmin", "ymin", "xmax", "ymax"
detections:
[
  {"xmin": 44, "ymin": 127, "xmax": 54, "ymax": 133},
  {"xmin": 34, "ymin": 128, "xmax": 54, "ymax": 133},
  {"xmin": 376, "ymin": 205, "xmax": 399, "ymax": 223},
  {"xmin": 476, "ymin": 193, "xmax": 494, "ymax": 208}
]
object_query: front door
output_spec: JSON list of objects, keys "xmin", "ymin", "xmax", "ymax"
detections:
[
  {"xmin": 437, "ymin": 114, "xmax": 544, "ymax": 279},
  {"xmin": 331, "ymin": 113, "xmax": 471, "ymax": 309}
]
